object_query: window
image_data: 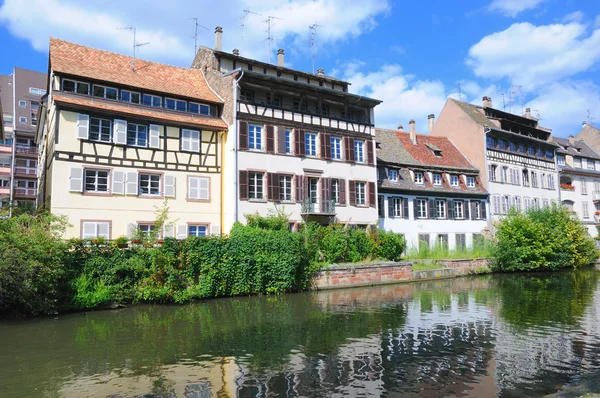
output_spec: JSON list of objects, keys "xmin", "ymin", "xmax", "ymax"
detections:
[
  {"xmin": 501, "ymin": 195, "xmax": 510, "ymax": 214},
  {"xmin": 435, "ymin": 199, "xmax": 446, "ymax": 218},
  {"xmin": 142, "ymin": 94, "xmax": 162, "ymax": 108},
  {"xmin": 456, "ymin": 234, "xmax": 466, "ymax": 250},
  {"xmin": 542, "ymin": 199, "xmax": 549, "ymax": 208},
  {"xmin": 414, "ymin": 172, "xmax": 424, "ymax": 184},
  {"xmin": 84, "ymin": 169, "xmax": 109, "ymax": 193},
  {"xmin": 266, "ymin": 95, "xmax": 281, "ymax": 107},
  {"xmin": 583, "ymin": 201, "xmax": 590, "ymax": 219},
  {"xmin": 588, "ymin": 159, "xmax": 596, "ymax": 170},
  {"xmin": 509, "ymin": 168, "xmax": 520, "ymax": 185},
  {"xmin": 0, "ymin": 178, "xmax": 9, "ymax": 187},
  {"xmin": 533, "ymin": 198, "xmax": 540, "ymax": 209},
  {"xmin": 354, "ymin": 140, "xmax": 364, "ymax": 163},
  {"xmin": 454, "ymin": 201, "xmax": 464, "ymax": 219},
  {"xmin": 93, "ymin": 85, "xmax": 118, "ymax": 100},
  {"xmin": 581, "ymin": 178, "xmax": 588, "ymax": 195},
  {"xmin": 501, "ymin": 167, "xmax": 508, "ymax": 183},
  {"xmin": 89, "ymin": 118, "xmax": 112, "ymax": 142},
  {"xmin": 18, "ymin": 100, "xmax": 26, "ymax": 107},
  {"xmin": 138, "ymin": 224, "xmax": 156, "ymax": 236},
  {"xmin": 247, "ymin": 125, "xmax": 262, "ymax": 150},
  {"xmin": 419, "ymin": 234, "xmax": 430, "ymax": 250},
  {"xmin": 62, "ymin": 79, "xmax": 90, "ymax": 95},
  {"xmin": 536, "ymin": 148, "xmax": 543, "ymax": 158},
  {"xmin": 528, "ymin": 147, "xmax": 535, "ymax": 156},
  {"xmin": 293, "ymin": 99, "xmax": 307, "ymax": 111},
  {"xmin": 519, "ymin": 144, "xmax": 526, "ymax": 154},
  {"xmin": 467, "ymin": 176, "xmax": 475, "ymax": 188},
  {"xmin": 473, "ymin": 201, "xmax": 482, "ymax": 219},
  {"xmin": 389, "ymin": 169, "xmax": 398, "ymax": 182},
  {"xmin": 188, "ymin": 225, "xmax": 207, "ymax": 237},
  {"xmin": 548, "ymin": 174, "xmax": 555, "ymax": 190},
  {"xmin": 127, "ymin": 123, "xmax": 148, "ymax": 147},
  {"xmin": 317, "ymin": 105, "xmax": 329, "ymax": 116},
  {"xmin": 488, "ymin": 165, "xmax": 497, "ymax": 182},
  {"xmin": 416, "ymin": 199, "xmax": 428, "ymax": 218},
  {"xmin": 189, "ymin": 102, "xmax": 210, "ymax": 115},
  {"xmin": 378, "ymin": 195, "xmax": 385, "ymax": 218},
  {"xmin": 546, "ymin": 151, "xmax": 554, "ymax": 161},
  {"xmin": 332, "ymin": 179, "xmax": 341, "ymax": 204},
  {"xmin": 181, "ymin": 129, "xmax": 200, "ymax": 152},
  {"xmin": 531, "ymin": 171, "xmax": 538, "ymax": 188},
  {"xmin": 280, "ymin": 175, "xmax": 293, "ymax": 201},
  {"xmin": 355, "ymin": 182, "xmax": 366, "ymax": 206},
  {"xmin": 451, "ymin": 175, "xmax": 459, "ymax": 187},
  {"xmin": 574, "ymin": 157, "xmax": 582, "ymax": 168},
  {"xmin": 165, "ymin": 98, "xmax": 187, "ymax": 112},
  {"xmin": 509, "ymin": 142, "xmax": 517, "ymax": 152},
  {"xmin": 139, "ymin": 174, "xmax": 161, "ymax": 195},
  {"xmin": 512, "ymin": 196, "xmax": 522, "ymax": 211},
  {"xmin": 498, "ymin": 140, "xmax": 507, "ymax": 150},
  {"xmin": 392, "ymin": 197, "xmax": 403, "ymax": 217},
  {"xmin": 29, "ymin": 87, "xmax": 46, "ymax": 95},
  {"xmin": 437, "ymin": 234, "xmax": 449, "ymax": 250},
  {"xmin": 285, "ymin": 129, "xmax": 293, "ymax": 154},
  {"xmin": 557, "ymin": 156, "xmax": 565, "ymax": 166},
  {"xmin": 486, "ymin": 137, "xmax": 495, "ymax": 148},
  {"xmin": 305, "ymin": 132, "xmax": 317, "ymax": 157},
  {"xmin": 240, "ymin": 90, "xmax": 254, "ymax": 102},
  {"xmin": 433, "ymin": 174, "xmax": 442, "ymax": 186},
  {"xmin": 249, "ymin": 172, "xmax": 264, "ymax": 199},
  {"xmin": 331, "ymin": 137, "xmax": 342, "ymax": 160},
  {"xmin": 19, "ymin": 117, "xmax": 27, "ymax": 123},
  {"xmin": 524, "ymin": 197, "xmax": 531, "ymax": 211},
  {"xmin": 120, "ymin": 90, "xmax": 141, "ymax": 104},
  {"xmin": 82, "ymin": 221, "xmax": 110, "ymax": 239},
  {"xmin": 188, "ymin": 177, "xmax": 210, "ymax": 200}
]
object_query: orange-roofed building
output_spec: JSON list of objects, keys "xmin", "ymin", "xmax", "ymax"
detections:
[{"xmin": 36, "ymin": 38, "xmax": 228, "ymax": 240}]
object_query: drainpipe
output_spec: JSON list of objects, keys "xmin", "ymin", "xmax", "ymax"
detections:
[
  {"xmin": 483, "ymin": 125, "xmax": 492, "ymax": 238},
  {"xmin": 8, "ymin": 135, "xmax": 15, "ymax": 218}
]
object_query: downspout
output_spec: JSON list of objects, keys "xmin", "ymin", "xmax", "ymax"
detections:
[
  {"xmin": 483, "ymin": 125, "xmax": 492, "ymax": 237},
  {"xmin": 8, "ymin": 136, "xmax": 15, "ymax": 218},
  {"xmin": 219, "ymin": 130, "xmax": 225, "ymax": 235},
  {"xmin": 231, "ymin": 69, "xmax": 244, "ymax": 224}
]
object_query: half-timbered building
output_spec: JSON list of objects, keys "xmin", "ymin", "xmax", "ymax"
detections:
[
  {"xmin": 36, "ymin": 38, "xmax": 227, "ymax": 239},
  {"xmin": 376, "ymin": 122, "xmax": 489, "ymax": 250},
  {"xmin": 192, "ymin": 27, "xmax": 381, "ymax": 232},
  {"xmin": 432, "ymin": 97, "xmax": 559, "ymax": 232}
]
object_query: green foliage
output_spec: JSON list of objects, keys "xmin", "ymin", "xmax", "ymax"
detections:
[
  {"xmin": 245, "ymin": 208, "xmax": 291, "ymax": 231},
  {"xmin": 372, "ymin": 229, "xmax": 406, "ymax": 261},
  {"xmin": 492, "ymin": 204, "xmax": 598, "ymax": 272},
  {"xmin": 406, "ymin": 239, "xmax": 493, "ymax": 260}
]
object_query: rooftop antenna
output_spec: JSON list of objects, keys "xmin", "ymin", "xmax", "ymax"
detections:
[
  {"xmin": 456, "ymin": 82, "xmax": 462, "ymax": 101},
  {"xmin": 189, "ymin": 18, "xmax": 208, "ymax": 56},
  {"xmin": 309, "ymin": 23, "xmax": 321, "ymax": 74},
  {"xmin": 533, "ymin": 109, "xmax": 542, "ymax": 120},
  {"xmin": 587, "ymin": 109, "xmax": 595, "ymax": 125},
  {"xmin": 263, "ymin": 15, "xmax": 283, "ymax": 64},
  {"xmin": 117, "ymin": 27, "xmax": 149, "ymax": 72},
  {"xmin": 508, "ymin": 84, "xmax": 522, "ymax": 114},
  {"xmin": 240, "ymin": 9, "xmax": 261, "ymax": 54}
]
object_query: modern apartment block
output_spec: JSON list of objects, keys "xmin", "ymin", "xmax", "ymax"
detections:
[
  {"xmin": 376, "ymin": 121, "xmax": 488, "ymax": 250},
  {"xmin": 36, "ymin": 38, "xmax": 227, "ymax": 239},
  {"xmin": 0, "ymin": 68, "xmax": 47, "ymax": 209},
  {"xmin": 192, "ymin": 27, "xmax": 382, "ymax": 232},
  {"xmin": 575, "ymin": 122, "xmax": 600, "ymax": 152},
  {"xmin": 554, "ymin": 136, "xmax": 600, "ymax": 236},
  {"xmin": 432, "ymin": 98, "xmax": 559, "ymax": 231}
]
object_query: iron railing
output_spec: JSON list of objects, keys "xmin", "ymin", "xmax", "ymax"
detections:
[{"xmin": 301, "ymin": 198, "xmax": 336, "ymax": 214}]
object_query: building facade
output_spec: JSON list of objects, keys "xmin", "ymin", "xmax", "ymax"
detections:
[
  {"xmin": 554, "ymin": 136, "xmax": 600, "ymax": 236},
  {"xmin": 192, "ymin": 27, "xmax": 381, "ymax": 232},
  {"xmin": 0, "ymin": 68, "xmax": 47, "ymax": 210},
  {"xmin": 575, "ymin": 122, "xmax": 600, "ymax": 152},
  {"xmin": 36, "ymin": 38, "xmax": 227, "ymax": 239},
  {"xmin": 432, "ymin": 98, "xmax": 559, "ymax": 231},
  {"xmin": 376, "ymin": 122, "xmax": 488, "ymax": 250}
]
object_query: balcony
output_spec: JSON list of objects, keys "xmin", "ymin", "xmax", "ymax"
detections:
[
  {"xmin": 593, "ymin": 192, "xmax": 600, "ymax": 202},
  {"xmin": 0, "ymin": 187, "xmax": 9, "ymax": 196},
  {"xmin": 560, "ymin": 183, "xmax": 575, "ymax": 191},
  {"xmin": 14, "ymin": 167, "xmax": 37, "ymax": 178},
  {"xmin": 13, "ymin": 188, "xmax": 37, "ymax": 198},
  {"xmin": 0, "ymin": 145, "xmax": 11, "ymax": 154},
  {"xmin": 14, "ymin": 146, "xmax": 37, "ymax": 157},
  {"xmin": 0, "ymin": 166, "xmax": 10, "ymax": 176},
  {"xmin": 301, "ymin": 198, "xmax": 336, "ymax": 215}
]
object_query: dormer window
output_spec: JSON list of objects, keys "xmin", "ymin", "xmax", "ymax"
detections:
[
  {"xmin": 165, "ymin": 98, "xmax": 187, "ymax": 112},
  {"xmin": 121, "ymin": 90, "xmax": 141, "ymax": 104},
  {"xmin": 574, "ymin": 157, "xmax": 582, "ymax": 168},
  {"xmin": 93, "ymin": 85, "xmax": 118, "ymax": 100},
  {"xmin": 142, "ymin": 94, "xmax": 162, "ymax": 108},
  {"xmin": 498, "ymin": 140, "xmax": 507, "ymax": 150},
  {"xmin": 433, "ymin": 150, "xmax": 442, "ymax": 157},
  {"xmin": 414, "ymin": 172, "xmax": 424, "ymax": 184},
  {"xmin": 451, "ymin": 175, "xmax": 459, "ymax": 187},
  {"xmin": 557, "ymin": 156, "xmax": 565, "ymax": 166},
  {"xmin": 433, "ymin": 174, "xmax": 442, "ymax": 186},
  {"xmin": 467, "ymin": 177, "xmax": 475, "ymax": 188},
  {"xmin": 389, "ymin": 169, "xmax": 398, "ymax": 181},
  {"xmin": 240, "ymin": 90, "xmax": 254, "ymax": 102},
  {"xmin": 189, "ymin": 102, "xmax": 211, "ymax": 116},
  {"xmin": 62, "ymin": 79, "xmax": 90, "ymax": 95}
]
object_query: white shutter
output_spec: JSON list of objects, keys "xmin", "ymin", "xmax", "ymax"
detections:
[
  {"xmin": 176, "ymin": 224, "xmax": 188, "ymax": 239},
  {"xmin": 199, "ymin": 177, "xmax": 209, "ymax": 200},
  {"xmin": 69, "ymin": 166, "xmax": 83, "ymax": 192},
  {"xmin": 211, "ymin": 225, "xmax": 221, "ymax": 236},
  {"xmin": 113, "ymin": 119, "xmax": 127, "ymax": 145},
  {"xmin": 181, "ymin": 129, "xmax": 191, "ymax": 151},
  {"xmin": 188, "ymin": 177, "xmax": 199, "ymax": 199},
  {"xmin": 149, "ymin": 124, "xmax": 160, "ymax": 148},
  {"xmin": 98, "ymin": 222, "xmax": 110, "ymax": 239},
  {"xmin": 164, "ymin": 224, "xmax": 174, "ymax": 238},
  {"xmin": 112, "ymin": 171, "xmax": 125, "ymax": 195},
  {"xmin": 77, "ymin": 114, "xmax": 89, "ymax": 140},
  {"xmin": 126, "ymin": 223, "xmax": 136, "ymax": 238},
  {"xmin": 191, "ymin": 130, "xmax": 200, "ymax": 153},
  {"xmin": 125, "ymin": 171, "xmax": 138, "ymax": 195},
  {"xmin": 82, "ymin": 222, "xmax": 96, "ymax": 238},
  {"xmin": 164, "ymin": 175, "xmax": 175, "ymax": 198}
]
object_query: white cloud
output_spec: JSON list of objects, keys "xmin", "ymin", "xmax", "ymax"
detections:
[
  {"xmin": 488, "ymin": 0, "xmax": 548, "ymax": 17},
  {"xmin": 562, "ymin": 11, "xmax": 585, "ymax": 23},
  {"xmin": 466, "ymin": 21, "xmax": 600, "ymax": 90}
]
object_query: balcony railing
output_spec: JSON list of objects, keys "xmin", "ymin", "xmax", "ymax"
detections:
[
  {"xmin": 0, "ymin": 187, "xmax": 9, "ymax": 196},
  {"xmin": 301, "ymin": 198, "xmax": 336, "ymax": 215},
  {"xmin": 14, "ymin": 167, "xmax": 37, "ymax": 177},
  {"xmin": 0, "ymin": 166, "xmax": 10, "ymax": 175},
  {"xmin": 15, "ymin": 146, "xmax": 37, "ymax": 155},
  {"xmin": 0, "ymin": 145, "xmax": 11, "ymax": 154},
  {"xmin": 13, "ymin": 188, "xmax": 37, "ymax": 198}
]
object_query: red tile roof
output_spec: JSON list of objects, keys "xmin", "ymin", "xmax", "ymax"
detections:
[
  {"xmin": 53, "ymin": 94, "xmax": 227, "ymax": 130},
  {"xmin": 49, "ymin": 38, "xmax": 222, "ymax": 104},
  {"xmin": 394, "ymin": 131, "xmax": 476, "ymax": 169}
]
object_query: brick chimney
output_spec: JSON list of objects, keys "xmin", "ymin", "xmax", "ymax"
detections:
[
  {"xmin": 316, "ymin": 68, "xmax": 325, "ymax": 76},
  {"xmin": 569, "ymin": 135, "xmax": 575, "ymax": 144},
  {"xmin": 482, "ymin": 96, "xmax": 492, "ymax": 108},
  {"xmin": 409, "ymin": 119, "xmax": 416, "ymax": 145},
  {"xmin": 525, "ymin": 108, "xmax": 531, "ymax": 118},
  {"xmin": 215, "ymin": 26, "xmax": 223, "ymax": 51},
  {"xmin": 232, "ymin": 49, "xmax": 240, "ymax": 56},
  {"xmin": 277, "ymin": 49, "xmax": 284, "ymax": 67},
  {"xmin": 427, "ymin": 114, "xmax": 435, "ymax": 134},
  {"xmin": 397, "ymin": 124, "xmax": 404, "ymax": 130}
]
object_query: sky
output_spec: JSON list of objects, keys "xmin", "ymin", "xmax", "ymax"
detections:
[{"xmin": 0, "ymin": 0, "xmax": 599, "ymax": 137}]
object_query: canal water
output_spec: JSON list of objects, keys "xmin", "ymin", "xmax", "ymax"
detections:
[{"xmin": 1, "ymin": 270, "xmax": 600, "ymax": 398}]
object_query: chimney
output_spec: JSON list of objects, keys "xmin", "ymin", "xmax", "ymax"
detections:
[
  {"xmin": 569, "ymin": 135, "xmax": 575, "ymax": 144},
  {"xmin": 409, "ymin": 119, "xmax": 416, "ymax": 145},
  {"xmin": 316, "ymin": 68, "xmax": 325, "ymax": 76},
  {"xmin": 583, "ymin": 121, "xmax": 587, "ymax": 127},
  {"xmin": 277, "ymin": 49, "xmax": 284, "ymax": 67},
  {"xmin": 232, "ymin": 49, "xmax": 240, "ymax": 56},
  {"xmin": 525, "ymin": 108, "xmax": 531, "ymax": 118},
  {"xmin": 397, "ymin": 124, "xmax": 404, "ymax": 130},
  {"xmin": 427, "ymin": 114, "xmax": 435, "ymax": 134},
  {"xmin": 482, "ymin": 96, "xmax": 492, "ymax": 108},
  {"xmin": 215, "ymin": 26, "xmax": 223, "ymax": 51}
]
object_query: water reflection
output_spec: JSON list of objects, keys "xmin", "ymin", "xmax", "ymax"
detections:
[{"xmin": 0, "ymin": 270, "xmax": 599, "ymax": 397}]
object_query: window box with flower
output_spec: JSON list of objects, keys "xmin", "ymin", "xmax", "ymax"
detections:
[{"xmin": 560, "ymin": 183, "xmax": 575, "ymax": 191}]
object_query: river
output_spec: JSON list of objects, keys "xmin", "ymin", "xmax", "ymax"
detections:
[{"xmin": 1, "ymin": 270, "xmax": 600, "ymax": 397}]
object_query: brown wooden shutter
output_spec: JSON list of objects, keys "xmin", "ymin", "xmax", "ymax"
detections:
[
  {"xmin": 266, "ymin": 173, "xmax": 272, "ymax": 200},
  {"xmin": 277, "ymin": 127, "xmax": 287, "ymax": 154},
  {"xmin": 346, "ymin": 137, "xmax": 355, "ymax": 163},
  {"xmin": 321, "ymin": 177, "xmax": 331, "ymax": 201},
  {"xmin": 303, "ymin": 176, "xmax": 309, "ymax": 201},
  {"xmin": 266, "ymin": 125, "xmax": 275, "ymax": 153},
  {"xmin": 339, "ymin": 179, "xmax": 346, "ymax": 205},
  {"xmin": 321, "ymin": 133, "xmax": 331, "ymax": 160},
  {"xmin": 403, "ymin": 198, "xmax": 409, "ymax": 219},
  {"xmin": 388, "ymin": 197, "xmax": 395, "ymax": 218},
  {"xmin": 295, "ymin": 175, "xmax": 304, "ymax": 202},
  {"xmin": 268, "ymin": 172, "xmax": 280, "ymax": 201},
  {"xmin": 239, "ymin": 121, "xmax": 248, "ymax": 150},
  {"xmin": 367, "ymin": 140, "xmax": 374, "ymax": 165},
  {"xmin": 297, "ymin": 130, "xmax": 305, "ymax": 156},
  {"xmin": 239, "ymin": 170, "xmax": 248, "ymax": 200},
  {"xmin": 368, "ymin": 182, "xmax": 376, "ymax": 208},
  {"xmin": 349, "ymin": 180, "xmax": 356, "ymax": 206}
]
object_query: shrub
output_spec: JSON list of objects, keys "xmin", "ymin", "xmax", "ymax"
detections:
[{"xmin": 375, "ymin": 230, "xmax": 406, "ymax": 261}]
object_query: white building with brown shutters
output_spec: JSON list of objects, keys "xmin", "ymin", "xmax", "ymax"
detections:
[{"xmin": 193, "ymin": 27, "xmax": 381, "ymax": 231}]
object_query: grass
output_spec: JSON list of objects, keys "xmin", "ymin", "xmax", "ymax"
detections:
[
  {"xmin": 411, "ymin": 261, "xmax": 448, "ymax": 271},
  {"xmin": 404, "ymin": 241, "xmax": 493, "ymax": 261}
]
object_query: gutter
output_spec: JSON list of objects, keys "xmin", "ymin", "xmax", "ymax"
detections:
[{"xmin": 483, "ymin": 125, "xmax": 493, "ymax": 237}]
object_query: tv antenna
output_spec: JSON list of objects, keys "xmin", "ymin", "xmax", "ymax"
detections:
[
  {"xmin": 456, "ymin": 82, "xmax": 462, "ymax": 100},
  {"xmin": 117, "ymin": 27, "xmax": 149, "ymax": 72},
  {"xmin": 309, "ymin": 23, "xmax": 321, "ymax": 74},
  {"xmin": 263, "ymin": 15, "xmax": 283, "ymax": 63},
  {"xmin": 533, "ymin": 109, "xmax": 542, "ymax": 120},
  {"xmin": 587, "ymin": 109, "xmax": 595, "ymax": 125},
  {"xmin": 240, "ymin": 9, "xmax": 261, "ymax": 54},
  {"xmin": 189, "ymin": 18, "xmax": 208, "ymax": 56},
  {"xmin": 508, "ymin": 84, "xmax": 523, "ymax": 114}
]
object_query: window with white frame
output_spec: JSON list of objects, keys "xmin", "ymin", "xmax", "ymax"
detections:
[
  {"xmin": 548, "ymin": 174, "xmax": 555, "ymax": 190},
  {"xmin": 266, "ymin": 95, "xmax": 282, "ymax": 107},
  {"xmin": 317, "ymin": 105, "xmax": 329, "ymax": 116},
  {"xmin": 62, "ymin": 79, "xmax": 90, "ymax": 95},
  {"xmin": 557, "ymin": 156, "xmax": 565, "ymax": 166},
  {"xmin": 138, "ymin": 224, "xmax": 156, "ymax": 236},
  {"xmin": 433, "ymin": 174, "xmax": 442, "ymax": 186},
  {"xmin": 188, "ymin": 177, "xmax": 209, "ymax": 200},
  {"xmin": 18, "ymin": 100, "xmax": 26, "ymax": 107},
  {"xmin": 331, "ymin": 137, "xmax": 342, "ymax": 160},
  {"xmin": 531, "ymin": 171, "xmax": 538, "ymax": 188},
  {"xmin": 435, "ymin": 199, "xmax": 446, "ymax": 218},
  {"xmin": 332, "ymin": 179, "xmax": 341, "ymax": 204},
  {"xmin": 285, "ymin": 130, "xmax": 293, "ymax": 154},
  {"xmin": 473, "ymin": 201, "xmax": 482, "ymax": 219},
  {"xmin": 240, "ymin": 90, "xmax": 254, "ymax": 102},
  {"xmin": 293, "ymin": 99, "xmax": 307, "ymax": 111},
  {"xmin": 501, "ymin": 195, "xmax": 510, "ymax": 214},
  {"xmin": 583, "ymin": 201, "xmax": 590, "ymax": 218},
  {"xmin": 574, "ymin": 157, "xmax": 582, "ymax": 168},
  {"xmin": 501, "ymin": 167, "xmax": 508, "ymax": 183},
  {"xmin": 142, "ymin": 94, "xmax": 162, "ymax": 108},
  {"xmin": 467, "ymin": 176, "xmax": 475, "ymax": 188},
  {"xmin": 82, "ymin": 221, "xmax": 110, "ymax": 239},
  {"xmin": 139, "ymin": 174, "xmax": 161, "ymax": 195},
  {"xmin": 523, "ymin": 197, "xmax": 531, "ymax": 211},
  {"xmin": 127, "ymin": 123, "xmax": 148, "ymax": 147},
  {"xmin": 165, "ymin": 98, "xmax": 187, "ymax": 112},
  {"xmin": 29, "ymin": 87, "xmax": 46, "ymax": 95},
  {"xmin": 512, "ymin": 196, "xmax": 522, "ymax": 211},
  {"xmin": 414, "ymin": 172, "xmax": 424, "ymax": 184},
  {"xmin": 188, "ymin": 225, "xmax": 207, "ymax": 237},
  {"xmin": 488, "ymin": 164, "xmax": 497, "ymax": 182},
  {"xmin": 389, "ymin": 169, "xmax": 398, "ymax": 181},
  {"xmin": 279, "ymin": 175, "xmax": 293, "ymax": 201},
  {"xmin": 454, "ymin": 201, "xmax": 464, "ymax": 219},
  {"xmin": 189, "ymin": 102, "xmax": 210, "ymax": 115},
  {"xmin": 541, "ymin": 173, "xmax": 547, "ymax": 188},
  {"xmin": 354, "ymin": 140, "xmax": 364, "ymax": 163},
  {"xmin": 181, "ymin": 129, "xmax": 200, "ymax": 152},
  {"xmin": 305, "ymin": 132, "xmax": 317, "ymax": 157},
  {"xmin": 392, "ymin": 197, "xmax": 403, "ymax": 217},
  {"xmin": 120, "ymin": 90, "xmax": 141, "ymax": 104},
  {"xmin": 18, "ymin": 117, "xmax": 27, "ymax": 123},
  {"xmin": 92, "ymin": 85, "xmax": 118, "ymax": 100},
  {"xmin": 542, "ymin": 198, "xmax": 549, "ymax": 208},
  {"xmin": 416, "ymin": 199, "xmax": 427, "ymax": 218},
  {"xmin": 596, "ymin": 161, "xmax": 600, "ymax": 170},
  {"xmin": 451, "ymin": 175, "xmax": 459, "ymax": 187},
  {"xmin": 533, "ymin": 198, "xmax": 540, "ymax": 209},
  {"xmin": 355, "ymin": 182, "xmax": 366, "ymax": 206},
  {"xmin": 249, "ymin": 125, "xmax": 262, "ymax": 150},
  {"xmin": 89, "ymin": 117, "xmax": 112, "ymax": 142},
  {"xmin": 249, "ymin": 172, "xmax": 264, "ymax": 199},
  {"xmin": 84, "ymin": 169, "xmax": 109, "ymax": 193},
  {"xmin": 582, "ymin": 178, "xmax": 588, "ymax": 195}
]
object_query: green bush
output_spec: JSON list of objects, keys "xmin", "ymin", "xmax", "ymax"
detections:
[
  {"xmin": 492, "ymin": 204, "xmax": 598, "ymax": 272},
  {"xmin": 375, "ymin": 230, "xmax": 406, "ymax": 261}
]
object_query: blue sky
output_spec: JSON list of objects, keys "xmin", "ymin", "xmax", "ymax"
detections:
[{"xmin": 0, "ymin": 0, "xmax": 599, "ymax": 137}]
